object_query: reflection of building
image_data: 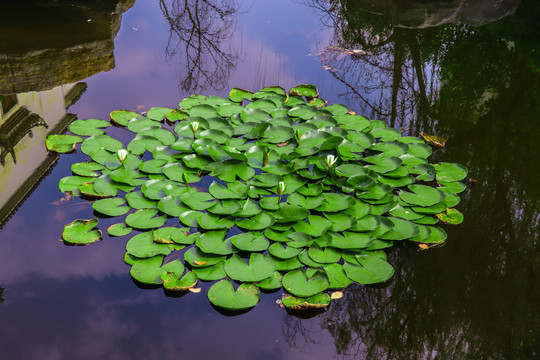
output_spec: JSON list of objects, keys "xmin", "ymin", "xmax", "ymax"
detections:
[{"xmin": 0, "ymin": 0, "xmax": 135, "ymax": 228}]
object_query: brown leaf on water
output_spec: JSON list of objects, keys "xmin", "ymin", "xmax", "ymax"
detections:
[
  {"xmin": 188, "ymin": 287, "xmax": 202, "ymax": 293},
  {"xmin": 420, "ymin": 131, "xmax": 447, "ymax": 147},
  {"xmin": 330, "ymin": 291, "xmax": 343, "ymax": 300},
  {"xmin": 418, "ymin": 244, "xmax": 429, "ymax": 250}
]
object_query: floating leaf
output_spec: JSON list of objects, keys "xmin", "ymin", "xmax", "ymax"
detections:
[
  {"xmin": 62, "ymin": 218, "xmax": 102, "ymax": 245},
  {"xmin": 225, "ymin": 253, "xmax": 275, "ymax": 282},
  {"xmin": 343, "ymin": 255, "xmax": 394, "ymax": 284},
  {"xmin": 208, "ymin": 279, "xmax": 260, "ymax": 310},
  {"xmin": 125, "ymin": 209, "xmax": 167, "ymax": 229},
  {"xmin": 92, "ymin": 198, "xmax": 130, "ymax": 216},
  {"xmin": 436, "ymin": 208, "xmax": 464, "ymax": 225},
  {"xmin": 110, "ymin": 109, "xmax": 139, "ymax": 126},
  {"xmin": 107, "ymin": 223, "xmax": 132, "ymax": 237},
  {"xmin": 282, "ymin": 268, "xmax": 329, "ymax": 298},
  {"xmin": 69, "ymin": 119, "xmax": 110, "ymax": 136},
  {"xmin": 281, "ymin": 293, "xmax": 331, "ymax": 310},
  {"xmin": 46, "ymin": 134, "xmax": 83, "ymax": 153}
]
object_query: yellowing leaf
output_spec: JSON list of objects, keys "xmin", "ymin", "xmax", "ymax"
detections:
[{"xmin": 330, "ymin": 291, "xmax": 343, "ymax": 300}]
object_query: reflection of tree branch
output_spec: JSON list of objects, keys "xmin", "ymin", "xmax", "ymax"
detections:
[{"xmin": 159, "ymin": 0, "xmax": 240, "ymax": 91}]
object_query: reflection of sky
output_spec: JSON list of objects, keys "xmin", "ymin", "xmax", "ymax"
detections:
[{"xmin": 0, "ymin": 1, "xmax": 344, "ymax": 358}]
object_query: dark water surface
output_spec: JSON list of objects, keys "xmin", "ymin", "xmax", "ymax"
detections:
[{"xmin": 0, "ymin": 1, "xmax": 538, "ymax": 359}]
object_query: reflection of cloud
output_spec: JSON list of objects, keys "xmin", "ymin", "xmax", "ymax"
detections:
[
  {"xmin": 75, "ymin": 307, "xmax": 137, "ymax": 359},
  {"xmin": 0, "ymin": 194, "xmax": 128, "ymax": 285}
]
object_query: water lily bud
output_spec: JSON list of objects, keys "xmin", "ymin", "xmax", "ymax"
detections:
[
  {"xmin": 326, "ymin": 154, "xmax": 337, "ymax": 167},
  {"xmin": 295, "ymin": 129, "xmax": 302, "ymax": 141},
  {"xmin": 191, "ymin": 121, "xmax": 199, "ymax": 133},
  {"xmin": 117, "ymin": 149, "xmax": 128, "ymax": 163},
  {"xmin": 277, "ymin": 181, "xmax": 285, "ymax": 195}
]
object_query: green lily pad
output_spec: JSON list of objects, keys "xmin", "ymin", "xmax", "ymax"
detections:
[
  {"xmin": 434, "ymin": 162, "xmax": 468, "ymax": 182},
  {"xmin": 399, "ymin": 184, "xmax": 445, "ymax": 207},
  {"xmin": 281, "ymin": 293, "xmax": 331, "ymax": 310},
  {"xmin": 162, "ymin": 271, "xmax": 198, "ymax": 291},
  {"xmin": 62, "ymin": 218, "xmax": 102, "ymax": 245},
  {"xmin": 126, "ymin": 231, "xmax": 177, "ymax": 258},
  {"xmin": 71, "ymin": 162, "xmax": 104, "ymax": 177},
  {"xmin": 130, "ymin": 256, "xmax": 184, "ymax": 285},
  {"xmin": 343, "ymin": 255, "xmax": 394, "ymax": 284},
  {"xmin": 208, "ymin": 279, "xmax": 260, "ymax": 310},
  {"xmin": 323, "ymin": 263, "xmax": 353, "ymax": 289},
  {"xmin": 107, "ymin": 223, "xmax": 132, "ymax": 237},
  {"xmin": 435, "ymin": 208, "xmax": 464, "ymax": 225},
  {"xmin": 92, "ymin": 198, "xmax": 131, "ymax": 216},
  {"xmin": 282, "ymin": 268, "xmax": 329, "ymax": 298},
  {"xmin": 110, "ymin": 109, "xmax": 139, "ymax": 126},
  {"xmin": 69, "ymin": 119, "xmax": 110, "ymax": 136},
  {"xmin": 125, "ymin": 209, "xmax": 167, "ymax": 229},
  {"xmin": 225, "ymin": 253, "xmax": 276, "ymax": 282},
  {"xmin": 289, "ymin": 84, "xmax": 319, "ymax": 98},
  {"xmin": 229, "ymin": 233, "xmax": 269, "ymax": 252},
  {"xmin": 192, "ymin": 261, "xmax": 227, "ymax": 281},
  {"xmin": 268, "ymin": 243, "xmax": 302, "ymax": 259},
  {"xmin": 46, "ymin": 134, "xmax": 83, "ymax": 153}
]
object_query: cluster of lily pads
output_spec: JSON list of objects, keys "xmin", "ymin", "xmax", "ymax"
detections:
[{"xmin": 46, "ymin": 84, "xmax": 467, "ymax": 311}]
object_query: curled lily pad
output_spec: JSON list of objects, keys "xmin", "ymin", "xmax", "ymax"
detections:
[{"xmin": 62, "ymin": 218, "xmax": 102, "ymax": 245}]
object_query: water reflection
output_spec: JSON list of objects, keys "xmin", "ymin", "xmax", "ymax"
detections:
[
  {"xmin": 286, "ymin": 0, "xmax": 539, "ymax": 358},
  {"xmin": 158, "ymin": 0, "xmax": 241, "ymax": 91},
  {"xmin": 345, "ymin": 0, "xmax": 521, "ymax": 28},
  {"xmin": 0, "ymin": 0, "xmax": 135, "ymax": 228}
]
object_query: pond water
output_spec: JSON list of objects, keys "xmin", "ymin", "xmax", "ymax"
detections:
[{"xmin": 0, "ymin": 0, "xmax": 538, "ymax": 359}]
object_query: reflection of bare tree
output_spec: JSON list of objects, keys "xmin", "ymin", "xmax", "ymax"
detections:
[
  {"xmin": 306, "ymin": 0, "xmax": 446, "ymax": 132},
  {"xmin": 159, "ymin": 0, "xmax": 241, "ymax": 91}
]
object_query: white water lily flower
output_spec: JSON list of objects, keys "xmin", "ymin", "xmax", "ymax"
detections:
[
  {"xmin": 326, "ymin": 154, "xmax": 337, "ymax": 167},
  {"xmin": 277, "ymin": 181, "xmax": 285, "ymax": 195},
  {"xmin": 191, "ymin": 121, "xmax": 199, "ymax": 132},
  {"xmin": 117, "ymin": 149, "xmax": 128, "ymax": 163}
]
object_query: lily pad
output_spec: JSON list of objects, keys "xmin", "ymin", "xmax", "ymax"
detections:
[
  {"xmin": 282, "ymin": 268, "xmax": 329, "ymax": 298},
  {"xmin": 46, "ymin": 134, "xmax": 83, "ymax": 153},
  {"xmin": 343, "ymin": 255, "xmax": 394, "ymax": 284},
  {"xmin": 208, "ymin": 279, "xmax": 260, "ymax": 310},
  {"xmin": 62, "ymin": 218, "xmax": 102, "ymax": 245}
]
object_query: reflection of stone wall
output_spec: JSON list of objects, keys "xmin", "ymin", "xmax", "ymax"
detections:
[
  {"xmin": 350, "ymin": 0, "xmax": 521, "ymax": 28},
  {"xmin": 0, "ymin": 0, "xmax": 135, "ymax": 94},
  {"xmin": 0, "ymin": 42, "xmax": 115, "ymax": 95}
]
